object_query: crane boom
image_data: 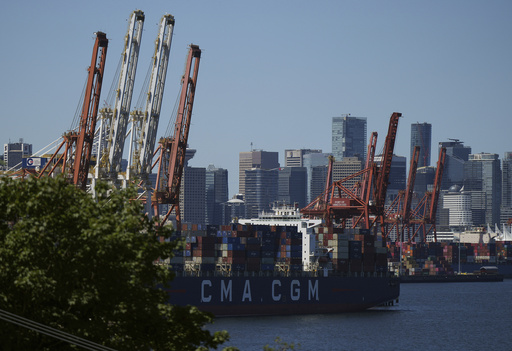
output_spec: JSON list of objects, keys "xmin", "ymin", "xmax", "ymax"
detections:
[
  {"xmin": 375, "ymin": 112, "xmax": 401, "ymax": 210},
  {"xmin": 127, "ymin": 14, "xmax": 175, "ymax": 181},
  {"xmin": 403, "ymin": 145, "xmax": 420, "ymax": 222},
  {"xmin": 152, "ymin": 45, "xmax": 201, "ymax": 227},
  {"xmin": 429, "ymin": 147, "xmax": 446, "ymax": 223},
  {"xmin": 37, "ymin": 32, "xmax": 108, "ymax": 190},
  {"xmin": 97, "ymin": 10, "xmax": 144, "ymax": 182}
]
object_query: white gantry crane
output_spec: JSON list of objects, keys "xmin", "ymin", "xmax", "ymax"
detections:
[
  {"xmin": 126, "ymin": 14, "xmax": 175, "ymax": 184},
  {"xmin": 95, "ymin": 10, "xmax": 144, "ymax": 185}
]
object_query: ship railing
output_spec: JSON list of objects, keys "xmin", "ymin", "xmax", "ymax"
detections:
[{"xmin": 170, "ymin": 267, "xmax": 392, "ymax": 279}]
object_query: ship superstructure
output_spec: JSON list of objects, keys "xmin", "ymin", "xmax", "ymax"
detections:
[{"xmin": 238, "ymin": 203, "xmax": 322, "ymax": 271}]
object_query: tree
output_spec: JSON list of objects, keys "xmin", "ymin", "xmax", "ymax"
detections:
[{"xmin": 0, "ymin": 176, "xmax": 232, "ymax": 350}]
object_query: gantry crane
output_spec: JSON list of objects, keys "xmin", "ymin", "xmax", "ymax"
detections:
[
  {"xmin": 95, "ymin": 10, "xmax": 144, "ymax": 185},
  {"xmin": 382, "ymin": 145, "xmax": 420, "ymax": 241},
  {"xmin": 151, "ymin": 45, "xmax": 201, "ymax": 228},
  {"xmin": 408, "ymin": 147, "xmax": 447, "ymax": 242},
  {"xmin": 126, "ymin": 14, "xmax": 175, "ymax": 184},
  {"xmin": 37, "ymin": 32, "xmax": 108, "ymax": 190},
  {"xmin": 302, "ymin": 112, "xmax": 401, "ymax": 230}
]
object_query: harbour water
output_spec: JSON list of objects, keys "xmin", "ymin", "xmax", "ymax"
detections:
[{"xmin": 209, "ymin": 279, "xmax": 512, "ymax": 350}]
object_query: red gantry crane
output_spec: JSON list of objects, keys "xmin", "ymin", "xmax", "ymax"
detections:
[
  {"xmin": 37, "ymin": 32, "xmax": 108, "ymax": 190},
  {"xmin": 382, "ymin": 145, "xmax": 420, "ymax": 242},
  {"xmin": 408, "ymin": 147, "xmax": 447, "ymax": 242},
  {"xmin": 302, "ymin": 112, "xmax": 401, "ymax": 230},
  {"xmin": 151, "ymin": 45, "xmax": 201, "ymax": 228}
]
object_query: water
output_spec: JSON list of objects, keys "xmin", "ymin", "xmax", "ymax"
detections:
[{"xmin": 209, "ymin": 280, "xmax": 512, "ymax": 350}]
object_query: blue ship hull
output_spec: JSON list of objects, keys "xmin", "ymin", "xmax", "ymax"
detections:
[{"xmin": 167, "ymin": 274, "xmax": 400, "ymax": 316}]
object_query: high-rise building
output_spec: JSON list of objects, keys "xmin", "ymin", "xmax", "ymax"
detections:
[
  {"xmin": 501, "ymin": 152, "xmax": 512, "ymax": 224},
  {"xmin": 4, "ymin": 139, "xmax": 32, "ymax": 170},
  {"xmin": 410, "ymin": 123, "xmax": 432, "ymax": 168},
  {"xmin": 439, "ymin": 139, "xmax": 471, "ymax": 190},
  {"xmin": 205, "ymin": 165, "xmax": 229, "ymax": 225},
  {"xmin": 502, "ymin": 152, "xmax": 512, "ymax": 208},
  {"xmin": 309, "ymin": 165, "xmax": 329, "ymax": 203},
  {"xmin": 442, "ymin": 185, "xmax": 472, "ymax": 230},
  {"xmin": 463, "ymin": 153, "xmax": 501, "ymax": 226},
  {"xmin": 284, "ymin": 149, "xmax": 322, "ymax": 167},
  {"xmin": 244, "ymin": 168, "xmax": 279, "ymax": 219},
  {"xmin": 278, "ymin": 167, "xmax": 307, "ymax": 208},
  {"xmin": 374, "ymin": 154, "xmax": 406, "ymax": 204},
  {"xmin": 332, "ymin": 157, "xmax": 363, "ymax": 188},
  {"xmin": 180, "ymin": 166, "xmax": 206, "ymax": 226},
  {"xmin": 303, "ymin": 152, "xmax": 331, "ymax": 203},
  {"xmin": 332, "ymin": 115, "xmax": 367, "ymax": 162},
  {"xmin": 239, "ymin": 151, "xmax": 279, "ymax": 197},
  {"xmin": 176, "ymin": 149, "xmax": 206, "ymax": 226},
  {"xmin": 414, "ymin": 166, "xmax": 435, "ymax": 194}
]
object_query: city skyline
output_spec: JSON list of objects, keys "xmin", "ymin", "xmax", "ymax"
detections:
[{"xmin": 2, "ymin": 1, "xmax": 511, "ymax": 197}]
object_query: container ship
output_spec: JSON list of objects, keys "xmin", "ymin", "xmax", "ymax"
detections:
[{"xmin": 164, "ymin": 204, "xmax": 400, "ymax": 317}]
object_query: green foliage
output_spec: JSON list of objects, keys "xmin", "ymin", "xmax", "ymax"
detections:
[{"xmin": 0, "ymin": 176, "xmax": 230, "ymax": 350}]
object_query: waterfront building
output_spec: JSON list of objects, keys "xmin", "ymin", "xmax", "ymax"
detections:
[
  {"xmin": 3, "ymin": 139, "xmax": 32, "ymax": 170},
  {"xmin": 439, "ymin": 139, "xmax": 471, "ymax": 190},
  {"xmin": 205, "ymin": 165, "xmax": 229, "ymax": 225},
  {"xmin": 278, "ymin": 167, "xmax": 307, "ymax": 208},
  {"xmin": 410, "ymin": 123, "xmax": 432, "ymax": 168},
  {"xmin": 463, "ymin": 153, "xmax": 501, "ymax": 226},
  {"xmin": 239, "ymin": 150, "xmax": 279, "ymax": 198},
  {"xmin": 442, "ymin": 185, "xmax": 472, "ymax": 230},
  {"xmin": 244, "ymin": 168, "xmax": 279, "ymax": 219},
  {"xmin": 284, "ymin": 149, "xmax": 322, "ymax": 167},
  {"xmin": 332, "ymin": 115, "xmax": 367, "ymax": 162}
]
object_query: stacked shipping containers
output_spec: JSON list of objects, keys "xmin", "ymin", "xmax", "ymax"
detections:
[
  {"xmin": 168, "ymin": 224, "xmax": 390, "ymax": 275},
  {"xmin": 387, "ymin": 241, "xmax": 512, "ymax": 275}
]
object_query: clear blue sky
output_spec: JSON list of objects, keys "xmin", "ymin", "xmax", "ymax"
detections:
[{"xmin": 2, "ymin": 1, "xmax": 511, "ymax": 196}]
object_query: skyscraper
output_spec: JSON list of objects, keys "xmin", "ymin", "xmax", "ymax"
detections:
[
  {"xmin": 332, "ymin": 115, "xmax": 367, "ymax": 162},
  {"xmin": 374, "ymin": 154, "xmax": 407, "ymax": 204},
  {"xmin": 278, "ymin": 167, "xmax": 307, "ymax": 208},
  {"xmin": 205, "ymin": 165, "xmax": 229, "ymax": 225},
  {"xmin": 410, "ymin": 123, "xmax": 432, "ymax": 168},
  {"xmin": 244, "ymin": 168, "xmax": 279, "ymax": 219},
  {"xmin": 463, "ymin": 153, "xmax": 501, "ymax": 226},
  {"xmin": 439, "ymin": 139, "xmax": 471, "ymax": 190},
  {"xmin": 501, "ymin": 152, "xmax": 512, "ymax": 224},
  {"xmin": 414, "ymin": 166, "xmax": 435, "ymax": 194},
  {"xmin": 179, "ymin": 166, "xmax": 206, "ymax": 226},
  {"xmin": 502, "ymin": 152, "xmax": 512, "ymax": 208},
  {"xmin": 239, "ymin": 150, "xmax": 279, "ymax": 197}
]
